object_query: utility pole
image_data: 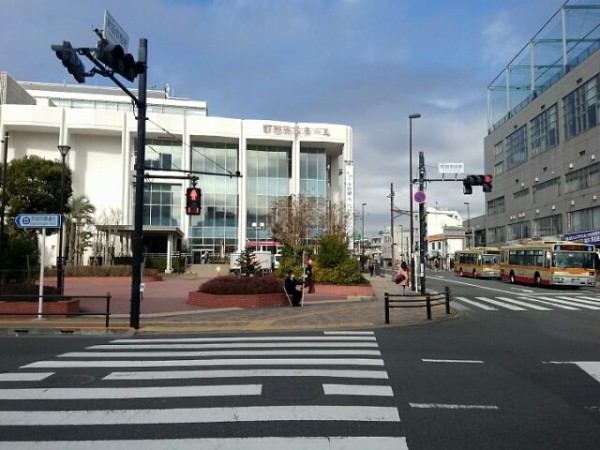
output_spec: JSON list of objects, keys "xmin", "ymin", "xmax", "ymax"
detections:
[
  {"xmin": 0, "ymin": 132, "xmax": 8, "ymax": 284},
  {"xmin": 418, "ymin": 151, "xmax": 427, "ymax": 295}
]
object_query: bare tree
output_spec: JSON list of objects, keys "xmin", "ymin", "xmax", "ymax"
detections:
[
  {"xmin": 318, "ymin": 201, "xmax": 351, "ymax": 241},
  {"xmin": 94, "ymin": 208, "xmax": 123, "ymax": 265},
  {"xmin": 270, "ymin": 195, "xmax": 317, "ymax": 252}
]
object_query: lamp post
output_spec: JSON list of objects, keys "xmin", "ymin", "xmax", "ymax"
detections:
[
  {"xmin": 361, "ymin": 202, "xmax": 367, "ymax": 257},
  {"xmin": 464, "ymin": 201, "xmax": 470, "ymax": 248},
  {"xmin": 408, "ymin": 113, "xmax": 421, "ymax": 291},
  {"xmin": 252, "ymin": 221, "xmax": 264, "ymax": 251},
  {"xmin": 56, "ymin": 144, "xmax": 71, "ymax": 295}
]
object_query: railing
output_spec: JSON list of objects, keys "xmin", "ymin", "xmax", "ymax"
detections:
[
  {"xmin": 0, "ymin": 294, "xmax": 113, "ymax": 328},
  {"xmin": 384, "ymin": 287, "xmax": 452, "ymax": 323}
]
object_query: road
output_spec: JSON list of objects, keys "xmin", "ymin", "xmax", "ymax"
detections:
[{"xmin": 0, "ymin": 275, "xmax": 599, "ymax": 448}]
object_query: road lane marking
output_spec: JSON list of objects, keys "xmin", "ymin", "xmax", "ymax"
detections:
[
  {"xmin": 409, "ymin": 403, "xmax": 498, "ymax": 410},
  {"xmin": 89, "ymin": 342, "xmax": 380, "ymax": 349},
  {"xmin": 0, "ymin": 372, "xmax": 54, "ymax": 382},
  {"xmin": 324, "ymin": 331, "xmax": 374, "ymax": 335},
  {"xmin": 60, "ymin": 350, "xmax": 382, "ymax": 358},
  {"xmin": 0, "ymin": 437, "xmax": 409, "ymax": 450},
  {"xmin": 323, "ymin": 384, "xmax": 394, "ymax": 396},
  {"xmin": 495, "ymin": 296, "xmax": 551, "ymax": 310},
  {"xmin": 22, "ymin": 358, "xmax": 385, "ymax": 369},
  {"xmin": 422, "ymin": 359, "xmax": 483, "ymax": 364},
  {"xmin": 0, "ymin": 405, "xmax": 401, "ymax": 425},
  {"xmin": 0, "ymin": 384, "xmax": 261, "ymax": 400},
  {"xmin": 535, "ymin": 296, "xmax": 599, "ymax": 310},
  {"xmin": 516, "ymin": 296, "xmax": 578, "ymax": 310},
  {"xmin": 555, "ymin": 296, "xmax": 600, "ymax": 309},
  {"xmin": 110, "ymin": 336, "xmax": 377, "ymax": 344},
  {"xmin": 475, "ymin": 297, "xmax": 526, "ymax": 311},
  {"xmin": 454, "ymin": 296, "xmax": 498, "ymax": 310},
  {"xmin": 104, "ymin": 368, "xmax": 390, "ymax": 381}
]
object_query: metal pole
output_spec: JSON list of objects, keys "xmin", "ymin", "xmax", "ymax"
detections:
[
  {"xmin": 130, "ymin": 38, "xmax": 148, "ymax": 330},
  {"xmin": 0, "ymin": 132, "xmax": 9, "ymax": 283},
  {"xmin": 418, "ymin": 151, "xmax": 426, "ymax": 295},
  {"xmin": 56, "ymin": 145, "xmax": 70, "ymax": 295},
  {"xmin": 464, "ymin": 201, "xmax": 470, "ymax": 248},
  {"xmin": 389, "ymin": 184, "xmax": 394, "ymax": 267},
  {"xmin": 408, "ymin": 113, "xmax": 420, "ymax": 291},
  {"xmin": 361, "ymin": 202, "xmax": 366, "ymax": 258}
]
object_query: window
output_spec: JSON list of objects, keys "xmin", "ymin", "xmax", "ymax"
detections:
[
  {"xmin": 563, "ymin": 75, "xmax": 599, "ymax": 140},
  {"xmin": 533, "ymin": 214, "xmax": 562, "ymax": 237},
  {"xmin": 508, "ymin": 221, "xmax": 530, "ymax": 240},
  {"xmin": 494, "ymin": 141, "xmax": 504, "ymax": 156},
  {"xmin": 569, "ymin": 205, "xmax": 600, "ymax": 232},
  {"xmin": 145, "ymin": 139, "xmax": 182, "ymax": 171},
  {"xmin": 530, "ymin": 104, "xmax": 559, "ymax": 156},
  {"xmin": 532, "ymin": 177, "xmax": 560, "ymax": 202},
  {"xmin": 488, "ymin": 226, "xmax": 506, "ymax": 245},
  {"xmin": 142, "ymin": 183, "xmax": 181, "ymax": 227},
  {"xmin": 487, "ymin": 197, "xmax": 505, "ymax": 216},
  {"xmin": 506, "ymin": 125, "xmax": 527, "ymax": 169},
  {"xmin": 494, "ymin": 161, "xmax": 505, "ymax": 176},
  {"xmin": 513, "ymin": 188, "xmax": 529, "ymax": 199},
  {"xmin": 565, "ymin": 162, "xmax": 600, "ymax": 193}
]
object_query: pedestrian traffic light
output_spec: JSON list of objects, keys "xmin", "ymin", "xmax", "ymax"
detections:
[
  {"xmin": 96, "ymin": 40, "xmax": 144, "ymax": 82},
  {"xmin": 186, "ymin": 187, "xmax": 202, "ymax": 215},
  {"xmin": 482, "ymin": 174, "xmax": 493, "ymax": 193},
  {"xmin": 51, "ymin": 41, "xmax": 87, "ymax": 83},
  {"xmin": 463, "ymin": 174, "xmax": 493, "ymax": 194}
]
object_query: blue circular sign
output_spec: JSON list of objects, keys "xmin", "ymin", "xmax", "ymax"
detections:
[{"xmin": 413, "ymin": 190, "xmax": 426, "ymax": 204}]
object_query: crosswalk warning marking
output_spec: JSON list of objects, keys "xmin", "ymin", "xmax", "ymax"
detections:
[
  {"xmin": 555, "ymin": 296, "xmax": 600, "ymax": 309},
  {"xmin": 495, "ymin": 296, "xmax": 551, "ymax": 310},
  {"xmin": 454, "ymin": 296, "xmax": 498, "ymax": 310},
  {"xmin": 535, "ymin": 296, "xmax": 600, "ymax": 310},
  {"xmin": 475, "ymin": 297, "xmax": 526, "ymax": 311},
  {"xmin": 516, "ymin": 296, "xmax": 578, "ymax": 310}
]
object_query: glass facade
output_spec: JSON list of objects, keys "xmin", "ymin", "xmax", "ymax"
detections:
[
  {"xmin": 189, "ymin": 142, "xmax": 240, "ymax": 254},
  {"xmin": 530, "ymin": 103, "xmax": 558, "ymax": 157},
  {"xmin": 300, "ymin": 148, "xmax": 327, "ymax": 239},
  {"xmin": 569, "ymin": 205, "xmax": 600, "ymax": 233},
  {"xmin": 533, "ymin": 214, "xmax": 562, "ymax": 237},
  {"xmin": 564, "ymin": 75, "xmax": 599, "ymax": 140},
  {"xmin": 145, "ymin": 139, "xmax": 183, "ymax": 171},
  {"xmin": 245, "ymin": 144, "xmax": 291, "ymax": 245},
  {"xmin": 506, "ymin": 125, "xmax": 528, "ymax": 169},
  {"xmin": 143, "ymin": 183, "xmax": 182, "ymax": 227}
]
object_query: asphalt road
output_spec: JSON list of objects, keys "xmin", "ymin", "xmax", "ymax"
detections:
[{"xmin": 0, "ymin": 275, "xmax": 599, "ymax": 449}]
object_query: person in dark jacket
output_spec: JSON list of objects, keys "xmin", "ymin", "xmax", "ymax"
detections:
[
  {"xmin": 284, "ymin": 269, "xmax": 304, "ymax": 306},
  {"xmin": 304, "ymin": 259, "xmax": 315, "ymax": 293}
]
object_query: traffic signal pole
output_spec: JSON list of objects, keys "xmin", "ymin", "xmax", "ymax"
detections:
[
  {"xmin": 418, "ymin": 151, "xmax": 427, "ymax": 295},
  {"xmin": 130, "ymin": 38, "xmax": 147, "ymax": 330}
]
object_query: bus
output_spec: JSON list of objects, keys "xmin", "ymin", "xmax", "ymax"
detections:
[
  {"xmin": 454, "ymin": 247, "xmax": 501, "ymax": 279},
  {"xmin": 499, "ymin": 240, "xmax": 596, "ymax": 287}
]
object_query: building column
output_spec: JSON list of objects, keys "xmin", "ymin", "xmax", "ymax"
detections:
[{"xmin": 165, "ymin": 233, "xmax": 173, "ymax": 273}]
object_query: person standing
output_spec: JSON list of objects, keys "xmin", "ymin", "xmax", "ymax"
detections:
[
  {"xmin": 285, "ymin": 269, "xmax": 304, "ymax": 306},
  {"xmin": 304, "ymin": 259, "xmax": 315, "ymax": 293},
  {"xmin": 395, "ymin": 261, "xmax": 409, "ymax": 295}
]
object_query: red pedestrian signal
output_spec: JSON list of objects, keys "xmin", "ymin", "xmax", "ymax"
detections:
[{"xmin": 186, "ymin": 187, "xmax": 202, "ymax": 215}]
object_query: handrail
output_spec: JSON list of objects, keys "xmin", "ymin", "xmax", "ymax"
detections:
[
  {"xmin": 0, "ymin": 293, "xmax": 112, "ymax": 328},
  {"xmin": 384, "ymin": 287, "xmax": 452, "ymax": 323}
]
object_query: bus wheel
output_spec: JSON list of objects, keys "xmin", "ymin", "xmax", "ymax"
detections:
[
  {"xmin": 509, "ymin": 271, "xmax": 516, "ymax": 284},
  {"xmin": 534, "ymin": 273, "xmax": 542, "ymax": 286}
]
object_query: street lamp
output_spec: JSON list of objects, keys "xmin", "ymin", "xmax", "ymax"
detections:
[
  {"xmin": 56, "ymin": 144, "xmax": 71, "ymax": 295},
  {"xmin": 408, "ymin": 113, "xmax": 421, "ymax": 291},
  {"xmin": 361, "ymin": 202, "xmax": 367, "ymax": 256},
  {"xmin": 464, "ymin": 202, "xmax": 470, "ymax": 248},
  {"xmin": 251, "ymin": 221, "xmax": 264, "ymax": 251}
]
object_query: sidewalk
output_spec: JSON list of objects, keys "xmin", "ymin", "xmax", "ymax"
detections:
[{"xmin": 0, "ymin": 274, "xmax": 452, "ymax": 335}]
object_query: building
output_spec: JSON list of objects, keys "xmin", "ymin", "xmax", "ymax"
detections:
[
  {"xmin": 483, "ymin": 1, "xmax": 600, "ymax": 248},
  {"xmin": 0, "ymin": 72, "xmax": 354, "ymax": 269}
]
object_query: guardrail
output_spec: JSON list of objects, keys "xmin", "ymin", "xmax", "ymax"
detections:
[
  {"xmin": 384, "ymin": 287, "xmax": 452, "ymax": 323},
  {"xmin": 0, "ymin": 294, "xmax": 112, "ymax": 328}
]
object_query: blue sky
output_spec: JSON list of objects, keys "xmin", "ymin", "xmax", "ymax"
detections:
[{"xmin": 0, "ymin": 0, "xmax": 568, "ymax": 236}]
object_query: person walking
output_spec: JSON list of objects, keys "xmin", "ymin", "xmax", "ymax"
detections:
[
  {"xmin": 368, "ymin": 260, "xmax": 375, "ymax": 277},
  {"xmin": 304, "ymin": 259, "xmax": 315, "ymax": 294},
  {"xmin": 285, "ymin": 269, "xmax": 304, "ymax": 306},
  {"xmin": 395, "ymin": 261, "xmax": 409, "ymax": 295}
]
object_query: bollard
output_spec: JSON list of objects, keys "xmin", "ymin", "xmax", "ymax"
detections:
[
  {"xmin": 426, "ymin": 295, "xmax": 432, "ymax": 320},
  {"xmin": 384, "ymin": 293, "xmax": 390, "ymax": 324},
  {"xmin": 445, "ymin": 286, "xmax": 451, "ymax": 314}
]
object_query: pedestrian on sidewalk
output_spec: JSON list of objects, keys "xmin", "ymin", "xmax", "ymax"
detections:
[
  {"xmin": 285, "ymin": 269, "xmax": 304, "ymax": 306},
  {"xmin": 368, "ymin": 260, "xmax": 375, "ymax": 277},
  {"xmin": 304, "ymin": 259, "xmax": 315, "ymax": 293},
  {"xmin": 395, "ymin": 261, "xmax": 409, "ymax": 295}
]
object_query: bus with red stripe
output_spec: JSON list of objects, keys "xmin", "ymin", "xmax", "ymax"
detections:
[{"xmin": 454, "ymin": 247, "xmax": 501, "ymax": 279}]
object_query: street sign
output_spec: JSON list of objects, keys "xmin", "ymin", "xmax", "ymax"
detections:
[
  {"xmin": 15, "ymin": 214, "xmax": 61, "ymax": 229},
  {"xmin": 103, "ymin": 10, "xmax": 130, "ymax": 52},
  {"xmin": 439, "ymin": 162, "xmax": 464, "ymax": 174},
  {"xmin": 413, "ymin": 191, "xmax": 427, "ymax": 204}
]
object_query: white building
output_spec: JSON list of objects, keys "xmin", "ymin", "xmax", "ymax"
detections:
[{"xmin": 0, "ymin": 72, "xmax": 354, "ymax": 269}]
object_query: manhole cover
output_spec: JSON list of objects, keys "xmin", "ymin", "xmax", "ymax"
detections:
[{"xmin": 39, "ymin": 373, "xmax": 96, "ymax": 388}]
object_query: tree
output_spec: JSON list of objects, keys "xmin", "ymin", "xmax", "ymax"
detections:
[
  {"xmin": 65, "ymin": 195, "xmax": 96, "ymax": 266},
  {"xmin": 237, "ymin": 246, "xmax": 260, "ymax": 277},
  {"xmin": 270, "ymin": 195, "xmax": 317, "ymax": 253},
  {"xmin": 5, "ymin": 156, "xmax": 72, "ymax": 224}
]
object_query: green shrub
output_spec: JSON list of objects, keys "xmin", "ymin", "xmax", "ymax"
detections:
[
  {"xmin": 199, "ymin": 274, "xmax": 283, "ymax": 295},
  {"xmin": 315, "ymin": 259, "xmax": 370, "ymax": 285}
]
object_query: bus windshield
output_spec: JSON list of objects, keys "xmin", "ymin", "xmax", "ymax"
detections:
[
  {"xmin": 553, "ymin": 252, "xmax": 595, "ymax": 269},
  {"xmin": 481, "ymin": 254, "xmax": 499, "ymax": 266}
]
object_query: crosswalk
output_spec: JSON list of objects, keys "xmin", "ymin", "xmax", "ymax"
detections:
[
  {"xmin": 0, "ymin": 331, "xmax": 408, "ymax": 449},
  {"xmin": 453, "ymin": 293, "xmax": 600, "ymax": 312}
]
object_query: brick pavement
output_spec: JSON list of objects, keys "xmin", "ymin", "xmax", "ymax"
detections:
[{"xmin": 0, "ymin": 274, "xmax": 452, "ymax": 335}]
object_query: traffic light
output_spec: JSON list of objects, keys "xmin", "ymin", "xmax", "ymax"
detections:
[
  {"xmin": 96, "ymin": 40, "xmax": 144, "ymax": 82},
  {"xmin": 186, "ymin": 187, "xmax": 202, "ymax": 215},
  {"xmin": 51, "ymin": 41, "xmax": 86, "ymax": 83},
  {"xmin": 463, "ymin": 174, "xmax": 493, "ymax": 194}
]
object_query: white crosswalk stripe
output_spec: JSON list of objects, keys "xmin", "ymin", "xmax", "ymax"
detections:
[
  {"xmin": 0, "ymin": 331, "xmax": 408, "ymax": 449},
  {"xmin": 453, "ymin": 294, "xmax": 600, "ymax": 312}
]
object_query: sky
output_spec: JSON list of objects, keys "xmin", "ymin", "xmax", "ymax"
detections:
[{"xmin": 0, "ymin": 0, "xmax": 569, "ymax": 237}]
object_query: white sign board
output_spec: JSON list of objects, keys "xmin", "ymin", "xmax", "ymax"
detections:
[
  {"xmin": 103, "ymin": 10, "xmax": 129, "ymax": 52},
  {"xmin": 439, "ymin": 162, "xmax": 464, "ymax": 174},
  {"xmin": 15, "ymin": 214, "xmax": 61, "ymax": 229}
]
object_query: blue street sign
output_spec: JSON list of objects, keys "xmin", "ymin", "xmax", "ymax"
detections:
[
  {"xmin": 413, "ymin": 190, "xmax": 427, "ymax": 204},
  {"xmin": 15, "ymin": 214, "xmax": 61, "ymax": 229}
]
